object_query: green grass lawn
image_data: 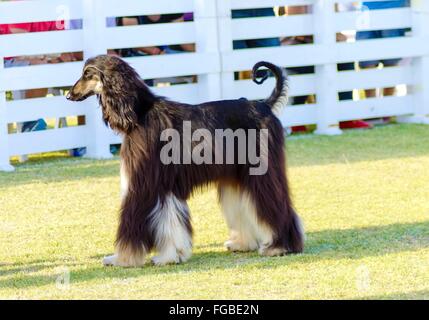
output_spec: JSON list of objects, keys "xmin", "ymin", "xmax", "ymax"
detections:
[{"xmin": 0, "ymin": 124, "xmax": 428, "ymax": 299}]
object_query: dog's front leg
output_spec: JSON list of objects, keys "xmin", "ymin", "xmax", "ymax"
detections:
[
  {"xmin": 103, "ymin": 202, "xmax": 150, "ymax": 267},
  {"xmin": 150, "ymin": 194, "xmax": 193, "ymax": 266},
  {"xmin": 103, "ymin": 244, "xmax": 147, "ymax": 268},
  {"xmin": 103, "ymin": 191, "xmax": 159, "ymax": 267},
  {"xmin": 103, "ymin": 161, "xmax": 150, "ymax": 267}
]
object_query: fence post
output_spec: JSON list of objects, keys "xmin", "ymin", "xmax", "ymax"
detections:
[
  {"xmin": 82, "ymin": 0, "xmax": 113, "ymax": 159},
  {"xmin": 193, "ymin": 0, "xmax": 222, "ymax": 102},
  {"xmin": 398, "ymin": 0, "xmax": 429, "ymax": 124},
  {"xmin": 0, "ymin": 62, "xmax": 14, "ymax": 172},
  {"xmin": 216, "ymin": 0, "xmax": 235, "ymax": 100},
  {"xmin": 313, "ymin": 0, "xmax": 342, "ymax": 135}
]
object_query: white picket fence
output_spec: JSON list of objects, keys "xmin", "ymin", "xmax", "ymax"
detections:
[{"xmin": 1, "ymin": 0, "xmax": 429, "ymax": 171}]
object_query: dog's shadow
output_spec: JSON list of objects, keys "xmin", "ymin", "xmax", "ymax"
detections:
[{"xmin": 1, "ymin": 221, "xmax": 428, "ymax": 290}]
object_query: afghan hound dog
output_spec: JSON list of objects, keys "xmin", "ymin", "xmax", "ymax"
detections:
[{"xmin": 67, "ymin": 55, "xmax": 304, "ymax": 267}]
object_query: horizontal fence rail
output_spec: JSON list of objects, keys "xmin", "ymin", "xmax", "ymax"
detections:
[{"xmin": 1, "ymin": 0, "xmax": 429, "ymax": 171}]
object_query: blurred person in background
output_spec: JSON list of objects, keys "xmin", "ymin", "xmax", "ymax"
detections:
[
  {"xmin": 232, "ymin": 8, "xmax": 280, "ymax": 50},
  {"xmin": 232, "ymin": 8, "xmax": 281, "ymax": 83},
  {"xmin": 357, "ymin": 1, "xmax": 411, "ymax": 100},
  {"xmin": 336, "ymin": 2, "xmax": 373, "ymax": 129},
  {"xmin": 1, "ymin": 17, "xmax": 76, "ymax": 161},
  {"xmin": 115, "ymin": 13, "xmax": 196, "ymax": 86},
  {"xmin": 279, "ymin": 5, "xmax": 371, "ymax": 132},
  {"xmin": 116, "ymin": 14, "xmax": 193, "ymax": 57}
]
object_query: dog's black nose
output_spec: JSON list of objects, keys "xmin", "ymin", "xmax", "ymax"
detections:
[{"xmin": 66, "ymin": 92, "xmax": 71, "ymax": 100}]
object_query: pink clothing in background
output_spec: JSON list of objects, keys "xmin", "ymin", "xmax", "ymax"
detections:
[
  {"xmin": 8, "ymin": 21, "xmax": 64, "ymax": 32},
  {"xmin": 0, "ymin": 24, "xmax": 11, "ymax": 34}
]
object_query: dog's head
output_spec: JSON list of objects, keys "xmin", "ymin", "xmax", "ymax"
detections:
[
  {"xmin": 66, "ymin": 55, "xmax": 121, "ymax": 102},
  {"xmin": 67, "ymin": 55, "xmax": 155, "ymax": 134}
]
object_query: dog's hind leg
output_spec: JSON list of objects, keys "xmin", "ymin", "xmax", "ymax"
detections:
[
  {"xmin": 218, "ymin": 184, "xmax": 269, "ymax": 252},
  {"xmin": 246, "ymin": 169, "xmax": 305, "ymax": 256},
  {"xmin": 218, "ymin": 184, "xmax": 253, "ymax": 252},
  {"xmin": 150, "ymin": 194, "xmax": 193, "ymax": 266},
  {"xmin": 120, "ymin": 160, "xmax": 129, "ymax": 200}
]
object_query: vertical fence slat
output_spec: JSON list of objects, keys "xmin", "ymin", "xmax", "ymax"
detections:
[
  {"xmin": 313, "ymin": 0, "xmax": 342, "ymax": 135},
  {"xmin": 216, "ymin": 0, "xmax": 235, "ymax": 100},
  {"xmin": 0, "ymin": 62, "xmax": 15, "ymax": 171},
  {"xmin": 194, "ymin": 0, "xmax": 222, "ymax": 102},
  {"xmin": 82, "ymin": 0, "xmax": 114, "ymax": 159},
  {"xmin": 398, "ymin": 0, "xmax": 429, "ymax": 124}
]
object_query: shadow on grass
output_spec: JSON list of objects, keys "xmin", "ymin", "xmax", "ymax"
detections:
[
  {"xmin": 359, "ymin": 289, "xmax": 429, "ymax": 300},
  {"xmin": 1, "ymin": 221, "xmax": 427, "ymax": 289}
]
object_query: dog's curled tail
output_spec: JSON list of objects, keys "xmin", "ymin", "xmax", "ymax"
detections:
[{"xmin": 252, "ymin": 61, "xmax": 288, "ymax": 117}]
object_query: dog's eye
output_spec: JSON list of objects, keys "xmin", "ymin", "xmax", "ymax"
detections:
[{"xmin": 83, "ymin": 73, "xmax": 93, "ymax": 80}]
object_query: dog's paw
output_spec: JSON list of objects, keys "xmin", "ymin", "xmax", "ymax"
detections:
[
  {"xmin": 258, "ymin": 246, "xmax": 287, "ymax": 257},
  {"xmin": 177, "ymin": 248, "xmax": 192, "ymax": 263},
  {"xmin": 151, "ymin": 249, "xmax": 191, "ymax": 266},
  {"xmin": 151, "ymin": 254, "xmax": 180, "ymax": 266},
  {"xmin": 224, "ymin": 239, "xmax": 252, "ymax": 252},
  {"xmin": 102, "ymin": 253, "xmax": 146, "ymax": 267},
  {"xmin": 102, "ymin": 254, "xmax": 119, "ymax": 266}
]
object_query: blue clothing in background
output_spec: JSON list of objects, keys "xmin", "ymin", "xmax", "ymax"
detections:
[
  {"xmin": 232, "ymin": 8, "xmax": 280, "ymax": 50},
  {"xmin": 232, "ymin": 8, "xmax": 277, "ymax": 19},
  {"xmin": 362, "ymin": 1, "xmax": 409, "ymax": 10},
  {"xmin": 358, "ymin": 0, "xmax": 410, "ymax": 67}
]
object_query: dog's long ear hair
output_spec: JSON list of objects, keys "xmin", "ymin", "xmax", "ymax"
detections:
[{"xmin": 97, "ymin": 61, "xmax": 156, "ymax": 134}]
